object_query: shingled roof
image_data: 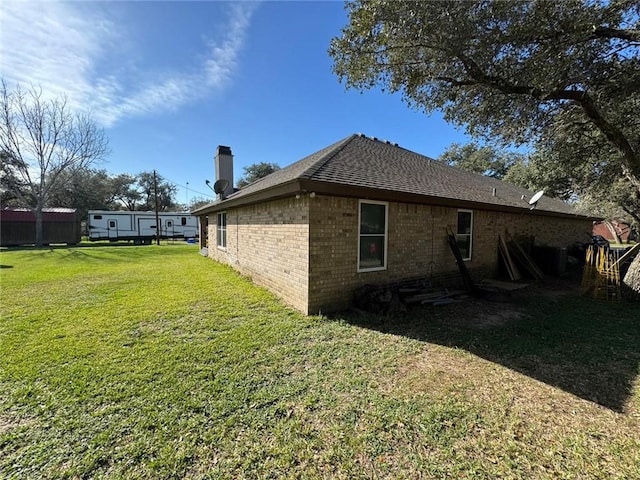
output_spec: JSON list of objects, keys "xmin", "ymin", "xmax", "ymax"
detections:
[{"xmin": 193, "ymin": 134, "xmax": 590, "ymax": 219}]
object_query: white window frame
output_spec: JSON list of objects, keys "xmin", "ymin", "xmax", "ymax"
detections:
[
  {"xmin": 216, "ymin": 212, "xmax": 227, "ymax": 250},
  {"xmin": 456, "ymin": 209, "xmax": 473, "ymax": 261},
  {"xmin": 357, "ymin": 200, "xmax": 388, "ymax": 273}
]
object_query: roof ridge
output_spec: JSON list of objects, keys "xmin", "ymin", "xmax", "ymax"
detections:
[{"xmin": 299, "ymin": 134, "xmax": 357, "ymax": 179}]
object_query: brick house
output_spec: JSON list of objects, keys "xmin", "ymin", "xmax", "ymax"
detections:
[{"xmin": 193, "ymin": 134, "xmax": 593, "ymax": 314}]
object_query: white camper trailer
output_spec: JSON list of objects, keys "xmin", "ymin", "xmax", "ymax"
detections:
[{"xmin": 88, "ymin": 211, "xmax": 198, "ymax": 244}]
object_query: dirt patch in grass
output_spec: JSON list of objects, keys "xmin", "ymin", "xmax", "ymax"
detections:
[
  {"xmin": 399, "ymin": 275, "xmax": 584, "ymax": 330},
  {"xmin": 0, "ymin": 415, "xmax": 35, "ymax": 434},
  {"xmin": 435, "ymin": 298, "xmax": 524, "ymax": 329}
]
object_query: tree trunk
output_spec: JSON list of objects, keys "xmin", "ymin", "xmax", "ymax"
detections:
[
  {"xmin": 622, "ymin": 168, "xmax": 640, "ymax": 197},
  {"xmin": 623, "ymin": 253, "xmax": 640, "ymax": 300},
  {"xmin": 34, "ymin": 206, "xmax": 44, "ymax": 247}
]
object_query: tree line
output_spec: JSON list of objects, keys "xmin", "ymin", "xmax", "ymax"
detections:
[
  {"xmin": 0, "ymin": 81, "xmax": 209, "ymax": 241},
  {"xmin": 437, "ymin": 142, "xmax": 639, "ymax": 227},
  {"xmin": 0, "ymin": 164, "xmax": 207, "ymax": 220}
]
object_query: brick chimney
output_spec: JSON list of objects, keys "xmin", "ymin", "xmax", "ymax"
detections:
[{"xmin": 214, "ymin": 145, "xmax": 234, "ymax": 199}]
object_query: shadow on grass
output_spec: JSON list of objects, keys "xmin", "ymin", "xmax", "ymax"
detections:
[
  {"xmin": 340, "ymin": 289, "xmax": 640, "ymax": 412},
  {"xmin": 1, "ymin": 243, "xmax": 198, "ymax": 267},
  {"xmin": 1, "ymin": 241, "xmax": 163, "ymax": 251},
  {"xmin": 2, "ymin": 241, "xmax": 196, "ymax": 257},
  {"xmin": 0, "ymin": 238, "xmax": 198, "ymax": 251}
]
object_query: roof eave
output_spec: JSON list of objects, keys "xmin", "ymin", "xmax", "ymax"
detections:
[
  {"xmin": 192, "ymin": 177, "xmax": 597, "ymax": 221},
  {"xmin": 192, "ymin": 179, "xmax": 304, "ymax": 215},
  {"xmin": 298, "ymin": 179, "xmax": 597, "ymax": 221}
]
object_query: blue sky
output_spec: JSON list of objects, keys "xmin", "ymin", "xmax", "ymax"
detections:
[{"xmin": 1, "ymin": 1, "xmax": 472, "ymax": 205}]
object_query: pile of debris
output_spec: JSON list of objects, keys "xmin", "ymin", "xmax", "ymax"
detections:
[
  {"xmin": 582, "ymin": 243, "xmax": 640, "ymax": 302},
  {"xmin": 498, "ymin": 234, "xmax": 544, "ymax": 281},
  {"xmin": 352, "ymin": 230, "xmax": 544, "ymax": 316},
  {"xmin": 352, "ymin": 284, "xmax": 468, "ymax": 315},
  {"xmin": 400, "ymin": 288, "xmax": 467, "ymax": 306},
  {"xmin": 353, "ymin": 284, "xmax": 406, "ymax": 315}
]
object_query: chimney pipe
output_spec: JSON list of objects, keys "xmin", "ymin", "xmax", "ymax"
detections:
[{"xmin": 215, "ymin": 145, "xmax": 234, "ymax": 199}]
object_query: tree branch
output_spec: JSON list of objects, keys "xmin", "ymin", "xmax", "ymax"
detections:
[
  {"xmin": 433, "ymin": 52, "xmax": 640, "ymax": 187},
  {"xmin": 592, "ymin": 26, "xmax": 640, "ymax": 42}
]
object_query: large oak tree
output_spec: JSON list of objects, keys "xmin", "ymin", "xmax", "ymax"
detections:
[
  {"xmin": 437, "ymin": 142, "xmax": 522, "ymax": 180},
  {"xmin": 329, "ymin": 0, "xmax": 640, "ymax": 293},
  {"xmin": 330, "ymin": 0, "xmax": 639, "ymax": 188}
]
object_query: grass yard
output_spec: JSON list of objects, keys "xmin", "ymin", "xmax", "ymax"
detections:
[{"xmin": 1, "ymin": 244, "xmax": 639, "ymax": 479}]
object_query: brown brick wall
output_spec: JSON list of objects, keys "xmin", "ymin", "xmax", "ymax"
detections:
[
  {"xmin": 470, "ymin": 210, "xmax": 592, "ymax": 277},
  {"xmin": 206, "ymin": 196, "xmax": 310, "ymax": 313},
  {"xmin": 307, "ymin": 195, "xmax": 591, "ymax": 313},
  {"xmin": 204, "ymin": 193, "xmax": 591, "ymax": 315}
]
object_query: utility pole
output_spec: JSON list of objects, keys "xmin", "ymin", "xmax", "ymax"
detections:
[{"xmin": 153, "ymin": 170, "xmax": 160, "ymax": 246}]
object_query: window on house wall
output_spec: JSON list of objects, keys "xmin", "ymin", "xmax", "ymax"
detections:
[
  {"xmin": 456, "ymin": 209, "xmax": 473, "ymax": 261},
  {"xmin": 358, "ymin": 201, "xmax": 388, "ymax": 271},
  {"xmin": 217, "ymin": 212, "xmax": 227, "ymax": 249},
  {"xmin": 181, "ymin": 217, "xmax": 187, "ymax": 226}
]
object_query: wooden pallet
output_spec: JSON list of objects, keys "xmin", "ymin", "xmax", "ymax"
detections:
[{"xmin": 505, "ymin": 234, "xmax": 544, "ymax": 280}]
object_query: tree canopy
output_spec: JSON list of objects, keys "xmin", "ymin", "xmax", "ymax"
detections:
[
  {"xmin": 237, "ymin": 162, "xmax": 281, "ymax": 188},
  {"xmin": 330, "ymin": 1, "xmax": 640, "ymax": 294},
  {"xmin": 437, "ymin": 142, "xmax": 522, "ymax": 180},
  {"xmin": 329, "ymin": 0, "xmax": 640, "ymax": 193},
  {"xmin": 135, "ymin": 171, "xmax": 178, "ymax": 212},
  {"xmin": 45, "ymin": 168, "xmax": 126, "ymax": 221}
]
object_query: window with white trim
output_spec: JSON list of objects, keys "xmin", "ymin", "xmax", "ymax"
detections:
[
  {"xmin": 358, "ymin": 200, "xmax": 388, "ymax": 271},
  {"xmin": 217, "ymin": 212, "xmax": 227, "ymax": 249},
  {"xmin": 456, "ymin": 209, "xmax": 473, "ymax": 261}
]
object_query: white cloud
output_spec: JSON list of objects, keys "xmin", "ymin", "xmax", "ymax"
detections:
[
  {"xmin": 204, "ymin": 3, "xmax": 255, "ymax": 89},
  {"xmin": 0, "ymin": 1, "xmax": 258, "ymax": 127},
  {"xmin": 0, "ymin": 2, "xmax": 109, "ymax": 101}
]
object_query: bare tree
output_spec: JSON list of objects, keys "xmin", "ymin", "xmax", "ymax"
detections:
[{"xmin": 0, "ymin": 80, "xmax": 109, "ymax": 245}]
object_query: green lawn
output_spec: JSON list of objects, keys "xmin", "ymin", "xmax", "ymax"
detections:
[{"xmin": 1, "ymin": 244, "xmax": 639, "ymax": 479}]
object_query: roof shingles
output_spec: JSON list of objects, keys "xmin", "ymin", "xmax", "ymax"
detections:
[{"xmin": 194, "ymin": 134, "xmax": 586, "ymax": 218}]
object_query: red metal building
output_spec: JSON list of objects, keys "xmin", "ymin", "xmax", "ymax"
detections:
[{"xmin": 0, "ymin": 208, "xmax": 81, "ymax": 246}]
